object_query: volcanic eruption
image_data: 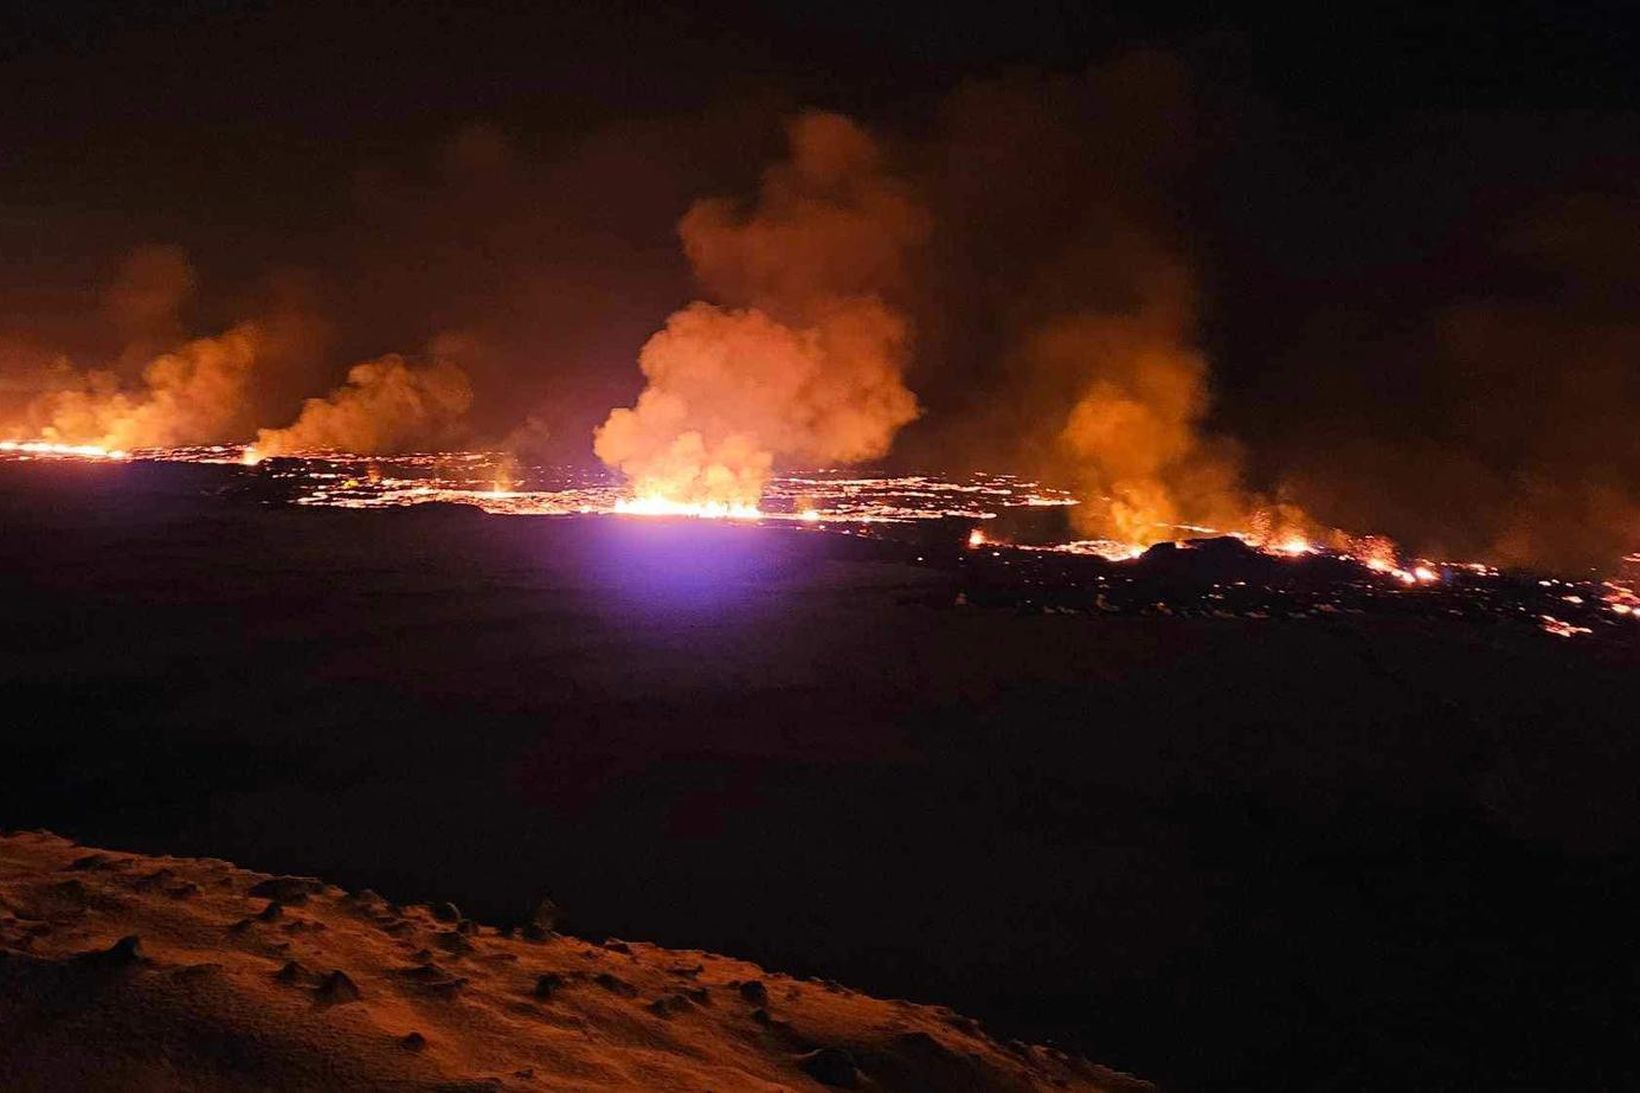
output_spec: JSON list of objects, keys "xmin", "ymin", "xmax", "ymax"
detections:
[{"xmin": 594, "ymin": 112, "xmax": 928, "ymax": 515}]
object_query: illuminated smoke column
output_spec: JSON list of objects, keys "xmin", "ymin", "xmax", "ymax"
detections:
[
  {"xmin": 1, "ymin": 245, "xmax": 334, "ymax": 453},
  {"xmin": 595, "ymin": 112, "xmax": 927, "ymax": 509},
  {"xmin": 252, "ymin": 354, "xmax": 473, "ymax": 457},
  {"xmin": 1029, "ymin": 248, "xmax": 1264, "ymax": 546},
  {"xmin": 916, "ymin": 59, "xmax": 1296, "ymax": 549},
  {"xmin": 13, "ymin": 323, "xmax": 267, "ymax": 450}
]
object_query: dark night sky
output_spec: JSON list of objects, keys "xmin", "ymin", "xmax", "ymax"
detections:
[
  {"xmin": 6, "ymin": 2, "xmax": 1634, "ymax": 238},
  {"xmin": 3, "ymin": 1, "xmax": 1639, "ymax": 565}
]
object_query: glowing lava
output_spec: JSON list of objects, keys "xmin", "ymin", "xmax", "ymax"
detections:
[
  {"xmin": 2, "ymin": 440, "xmax": 1632, "ymax": 638},
  {"xmin": 614, "ymin": 495, "xmax": 762, "ymax": 520},
  {"xmin": 1604, "ymin": 582, "xmax": 1639, "ymax": 619},
  {"xmin": 1540, "ymin": 615, "xmax": 1593, "ymax": 638},
  {"xmin": 0, "ymin": 440, "xmax": 128, "ymax": 460}
]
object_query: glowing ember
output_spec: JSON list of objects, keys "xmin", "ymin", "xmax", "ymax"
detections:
[
  {"xmin": 1359, "ymin": 555, "xmax": 1439, "ymax": 586},
  {"xmin": 1603, "ymin": 582, "xmax": 1639, "ymax": 619},
  {"xmin": 1539, "ymin": 615, "xmax": 1593, "ymax": 638}
]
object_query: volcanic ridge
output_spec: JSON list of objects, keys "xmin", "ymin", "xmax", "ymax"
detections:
[{"xmin": 0, "ymin": 831, "xmax": 1147, "ymax": 1091}]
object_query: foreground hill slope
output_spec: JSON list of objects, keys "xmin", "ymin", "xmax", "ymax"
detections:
[{"xmin": 0, "ymin": 832, "xmax": 1145, "ymax": 1091}]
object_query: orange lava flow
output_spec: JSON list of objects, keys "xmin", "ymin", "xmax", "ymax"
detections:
[
  {"xmin": 5, "ymin": 441, "xmax": 1634, "ymax": 630},
  {"xmin": 0, "ymin": 439, "xmax": 129, "ymax": 460},
  {"xmin": 613, "ymin": 495, "xmax": 762, "ymax": 520}
]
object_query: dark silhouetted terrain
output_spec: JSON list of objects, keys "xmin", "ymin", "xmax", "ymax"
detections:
[{"xmin": 3, "ymin": 460, "xmax": 1637, "ymax": 1088}]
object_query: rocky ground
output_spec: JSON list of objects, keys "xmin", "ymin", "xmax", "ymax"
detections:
[{"xmin": 0, "ymin": 832, "xmax": 1145, "ymax": 1091}]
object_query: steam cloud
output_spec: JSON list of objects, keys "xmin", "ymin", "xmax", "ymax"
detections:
[{"xmin": 594, "ymin": 112, "xmax": 927, "ymax": 507}]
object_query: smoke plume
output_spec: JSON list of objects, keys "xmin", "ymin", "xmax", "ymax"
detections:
[
  {"xmin": 104, "ymin": 244, "xmax": 196, "ymax": 366},
  {"xmin": 594, "ymin": 112, "xmax": 927, "ymax": 507},
  {"xmin": 14, "ymin": 323, "xmax": 266, "ymax": 450},
  {"xmin": 252, "ymin": 353, "xmax": 473, "ymax": 457},
  {"xmin": 3, "ymin": 58, "xmax": 1636, "ymax": 572},
  {"xmin": 0, "ymin": 246, "xmax": 335, "ymax": 451},
  {"xmin": 909, "ymin": 57, "xmax": 1282, "ymax": 546},
  {"xmin": 1263, "ymin": 189, "xmax": 1640, "ymax": 571},
  {"xmin": 1035, "ymin": 310, "xmax": 1250, "ymax": 544}
]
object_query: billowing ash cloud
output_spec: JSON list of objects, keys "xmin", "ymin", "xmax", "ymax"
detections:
[
  {"xmin": 252, "ymin": 352, "xmax": 473, "ymax": 457},
  {"xmin": 594, "ymin": 112, "xmax": 927, "ymax": 507}
]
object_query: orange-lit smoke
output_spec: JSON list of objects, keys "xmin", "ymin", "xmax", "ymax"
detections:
[
  {"xmin": 104, "ymin": 244, "xmax": 197, "ymax": 366},
  {"xmin": 251, "ymin": 354, "xmax": 473, "ymax": 458},
  {"xmin": 915, "ymin": 58, "xmax": 1309, "ymax": 549},
  {"xmin": 1043, "ymin": 316, "xmax": 1245, "ymax": 543},
  {"xmin": 1263, "ymin": 193, "xmax": 1640, "ymax": 571},
  {"xmin": 594, "ymin": 112, "xmax": 927, "ymax": 508},
  {"xmin": 11, "ymin": 323, "xmax": 267, "ymax": 450},
  {"xmin": 1, "ymin": 245, "xmax": 336, "ymax": 452},
  {"xmin": 1024, "ymin": 249, "xmax": 1273, "ymax": 546}
]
